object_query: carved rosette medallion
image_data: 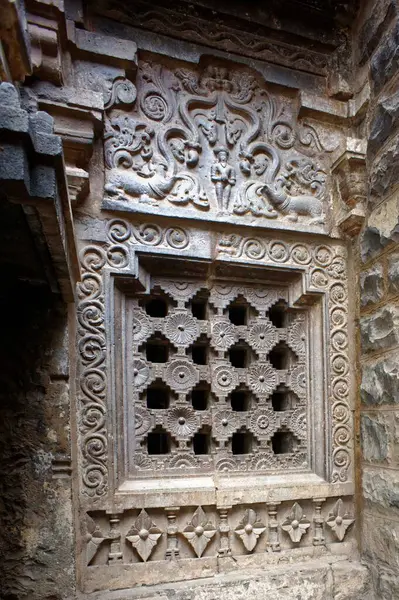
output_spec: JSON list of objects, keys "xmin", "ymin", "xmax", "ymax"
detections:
[
  {"xmin": 164, "ymin": 312, "xmax": 200, "ymax": 347},
  {"xmin": 247, "ymin": 320, "xmax": 278, "ymax": 353},
  {"xmin": 211, "ymin": 364, "xmax": 239, "ymax": 395},
  {"xmin": 248, "ymin": 363, "xmax": 277, "ymax": 397},
  {"xmin": 210, "ymin": 320, "xmax": 237, "ymax": 350},
  {"xmin": 249, "ymin": 408, "xmax": 277, "ymax": 440},
  {"xmin": 164, "ymin": 359, "xmax": 199, "ymax": 392},
  {"xmin": 167, "ymin": 406, "xmax": 199, "ymax": 440}
]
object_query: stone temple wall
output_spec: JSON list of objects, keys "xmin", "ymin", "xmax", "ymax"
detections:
[
  {"xmin": 353, "ymin": 1, "xmax": 399, "ymax": 597},
  {"xmin": 0, "ymin": 0, "xmax": 398, "ymax": 599}
]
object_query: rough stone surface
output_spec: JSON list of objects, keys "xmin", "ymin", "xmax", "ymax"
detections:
[
  {"xmin": 363, "ymin": 468, "xmax": 399, "ymax": 510},
  {"xmin": 360, "ymin": 305, "xmax": 399, "ymax": 352},
  {"xmin": 369, "ymin": 135, "xmax": 399, "ymax": 200},
  {"xmin": 387, "ymin": 253, "xmax": 399, "ymax": 294},
  {"xmin": 359, "ymin": 0, "xmax": 397, "ymax": 65},
  {"xmin": 0, "ymin": 282, "xmax": 74, "ymax": 600},
  {"xmin": 361, "ymin": 358, "xmax": 399, "ymax": 405},
  {"xmin": 81, "ymin": 559, "xmax": 372, "ymax": 600},
  {"xmin": 370, "ymin": 20, "xmax": 399, "ymax": 95},
  {"xmin": 361, "ymin": 414, "xmax": 389, "ymax": 463},
  {"xmin": 360, "ymin": 264, "xmax": 384, "ymax": 306},
  {"xmin": 368, "ymin": 88, "xmax": 399, "ymax": 157}
]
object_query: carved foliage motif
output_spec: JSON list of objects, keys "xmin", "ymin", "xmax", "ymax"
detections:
[
  {"xmin": 103, "ymin": 62, "xmax": 333, "ymax": 226},
  {"xmin": 100, "ymin": 2, "xmax": 330, "ymax": 76}
]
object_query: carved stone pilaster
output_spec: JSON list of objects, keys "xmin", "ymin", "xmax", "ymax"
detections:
[
  {"xmin": 267, "ymin": 502, "xmax": 281, "ymax": 552},
  {"xmin": 108, "ymin": 513, "xmax": 123, "ymax": 563},
  {"xmin": 217, "ymin": 507, "xmax": 231, "ymax": 556},
  {"xmin": 312, "ymin": 498, "xmax": 326, "ymax": 546},
  {"xmin": 165, "ymin": 507, "xmax": 180, "ymax": 560}
]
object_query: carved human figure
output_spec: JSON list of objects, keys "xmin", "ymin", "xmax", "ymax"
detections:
[{"xmin": 211, "ymin": 146, "xmax": 236, "ymax": 212}]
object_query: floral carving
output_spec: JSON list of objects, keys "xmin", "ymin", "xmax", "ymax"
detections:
[
  {"xmin": 289, "ymin": 409, "xmax": 307, "ymax": 440},
  {"xmin": 249, "ymin": 408, "xmax": 276, "ymax": 440},
  {"xmin": 247, "ymin": 321, "xmax": 278, "ymax": 353},
  {"xmin": 281, "ymin": 502, "xmax": 310, "ymax": 543},
  {"xmin": 135, "ymin": 406, "xmax": 153, "ymax": 437},
  {"xmin": 132, "ymin": 309, "xmax": 153, "ymax": 344},
  {"xmin": 183, "ymin": 506, "xmax": 216, "ymax": 557},
  {"xmin": 133, "ymin": 358, "xmax": 151, "ymax": 390},
  {"xmin": 164, "ymin": 359, "xmax": 199, "ymax": 392},
  {"xmin": 326, "ymin": 499, "xmax": 354, "ymax": 541},
  {"xmin": 247, "ymin": 362, "xmax": 277, "ymax": 397},
  {"xmin": 234, "ymin": 509, "xmax": 266, "ymax": 551},
  {"xmin": 211, "ymin": 364, "xmax": 239, "ymax": 395},
  {"xmin": 126, "ymin": 510, "xmax": 162, "ymax": 561},
  {"xmin": 167, "ymin": 406, "xmax": 199, "ymax": 439},
  {"xmin": 289, "ymin": 365, "xmax": 307, "ymax": 398},
  {"xmin": 213, "ymin": 410, "xmax": 239, "ymax": 440},
  {"xmin": 210, "ymin": 320, "xmax": 237, "ymax": 350},
  {"xmin": 164, "ymin": 312, "xmax": 200, "ymax": 347}
]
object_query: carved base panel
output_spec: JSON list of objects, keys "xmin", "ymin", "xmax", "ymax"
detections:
[
  {"xmin": 82, "ymin": 497, "xmax": 355, "ymax": 592},
  {"xmin": 76, "ymin": 217, "xmax": 354, "ymax": 592}
]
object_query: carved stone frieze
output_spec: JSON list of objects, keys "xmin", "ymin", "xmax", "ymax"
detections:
[{"xmin": 102, "ymin": 61, "xmax": 339, "ymax": 233}]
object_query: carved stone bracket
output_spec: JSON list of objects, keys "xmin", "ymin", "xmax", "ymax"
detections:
[{"xmin": 332, "ymin": 138, "xmax": 367, "ymax": 237}]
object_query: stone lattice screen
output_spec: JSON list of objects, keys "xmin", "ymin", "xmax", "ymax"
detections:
[{"xmin": 76, "ymin": 216, "xmax": 355, "ymax": 592}]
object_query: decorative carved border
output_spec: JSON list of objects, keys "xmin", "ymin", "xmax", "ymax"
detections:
[{"xmin": 76, "ymin": 219, "xmax": 351, "ymax": 498}]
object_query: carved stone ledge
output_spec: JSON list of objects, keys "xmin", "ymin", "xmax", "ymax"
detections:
[
  {"xmin": 0, "ymin": 82, "xmax": 80, "ymax": 301},
  {"xmin": 0, "ymin": 0, "xmax": 32, "ymax": 81},
  {"xmin": 27, "ymin": 13, "xmax": 63, "ymax": 84}
]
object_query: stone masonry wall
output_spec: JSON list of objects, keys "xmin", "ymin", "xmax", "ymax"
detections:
[
  {"xmin": 354, "ymin": 1, "xmax": 399, "ymax": 597},
  {"xmin": 0, "ymin": 279, "xmax": 75, "ymax": 600}
]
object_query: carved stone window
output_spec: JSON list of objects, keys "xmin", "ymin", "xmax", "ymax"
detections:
[{"xmin": 120, "ymin": 277, "xmax": 310, "ymax": 480}]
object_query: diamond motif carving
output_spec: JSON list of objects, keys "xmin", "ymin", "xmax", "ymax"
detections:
[
  {"xmin": 126, "ymin": 510, "xmax": 162, "ymax": 562},
  {"xmin": 182, "ymin": 506, "xmax": 216, "ymax": 557},
  {"xmin": 281, "ymin": 502, "xmax": 310, "ymax": 543},
  {"xmin": 234, "ymin": 509, "xmax": 266, "ymax": 551},
  {"xmin": 326, "ymin": 499, "xmax": 354, "ymax": 541}
]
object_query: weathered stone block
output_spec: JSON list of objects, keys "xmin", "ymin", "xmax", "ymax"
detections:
[
  {"xmin": 363, "ymin": 467, "xmax": 399, "ymax": 510},
  {"xmin": 360, "ymin": 306, "xmax": 399, "ymax": 352},
  {"xmin": 370, "ymin": 135, "xmax": 399, "ymax": 200},
  {"xmin": 370, "ymin": 19, "xmax": 399, "ymax": 95},
  {"xmin": 361, "ymin": 358, "xmax": 399, "ymax": 405},
  {"xmin": 368, "ymin": 88, "xmax": 399, "ymax": 157},
  {"xmin": 361, "ymin": 414, "xmax": 389, "ymax": 462},
  {"xmin": 359, "ymin": 0, "xmax": 397, "ymax": 65},
  {"xmin": 360, "ymin": 264, "xmax": 384, "ymax": 306},
  {"xmin": 362, "ymin": 514, "xmax": 399, "ymax": 570},
  {"xmin": 387, "ymin": 253, "xmax": 399, "ymax": 294}
]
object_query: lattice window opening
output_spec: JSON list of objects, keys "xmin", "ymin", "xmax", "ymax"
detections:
[{"xmin": 126, "ymin": 278, "xmax": 310, "ymax": 476}]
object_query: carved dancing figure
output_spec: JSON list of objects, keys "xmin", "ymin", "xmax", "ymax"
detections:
[{"xmin": 211, "ymin": 146, "xmax": 236, "ymax": 212}]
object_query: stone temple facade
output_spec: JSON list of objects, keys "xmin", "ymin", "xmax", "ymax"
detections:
[{"xmin": 0, "ymin": 0, "xmax": 398, "ymax": 598}]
